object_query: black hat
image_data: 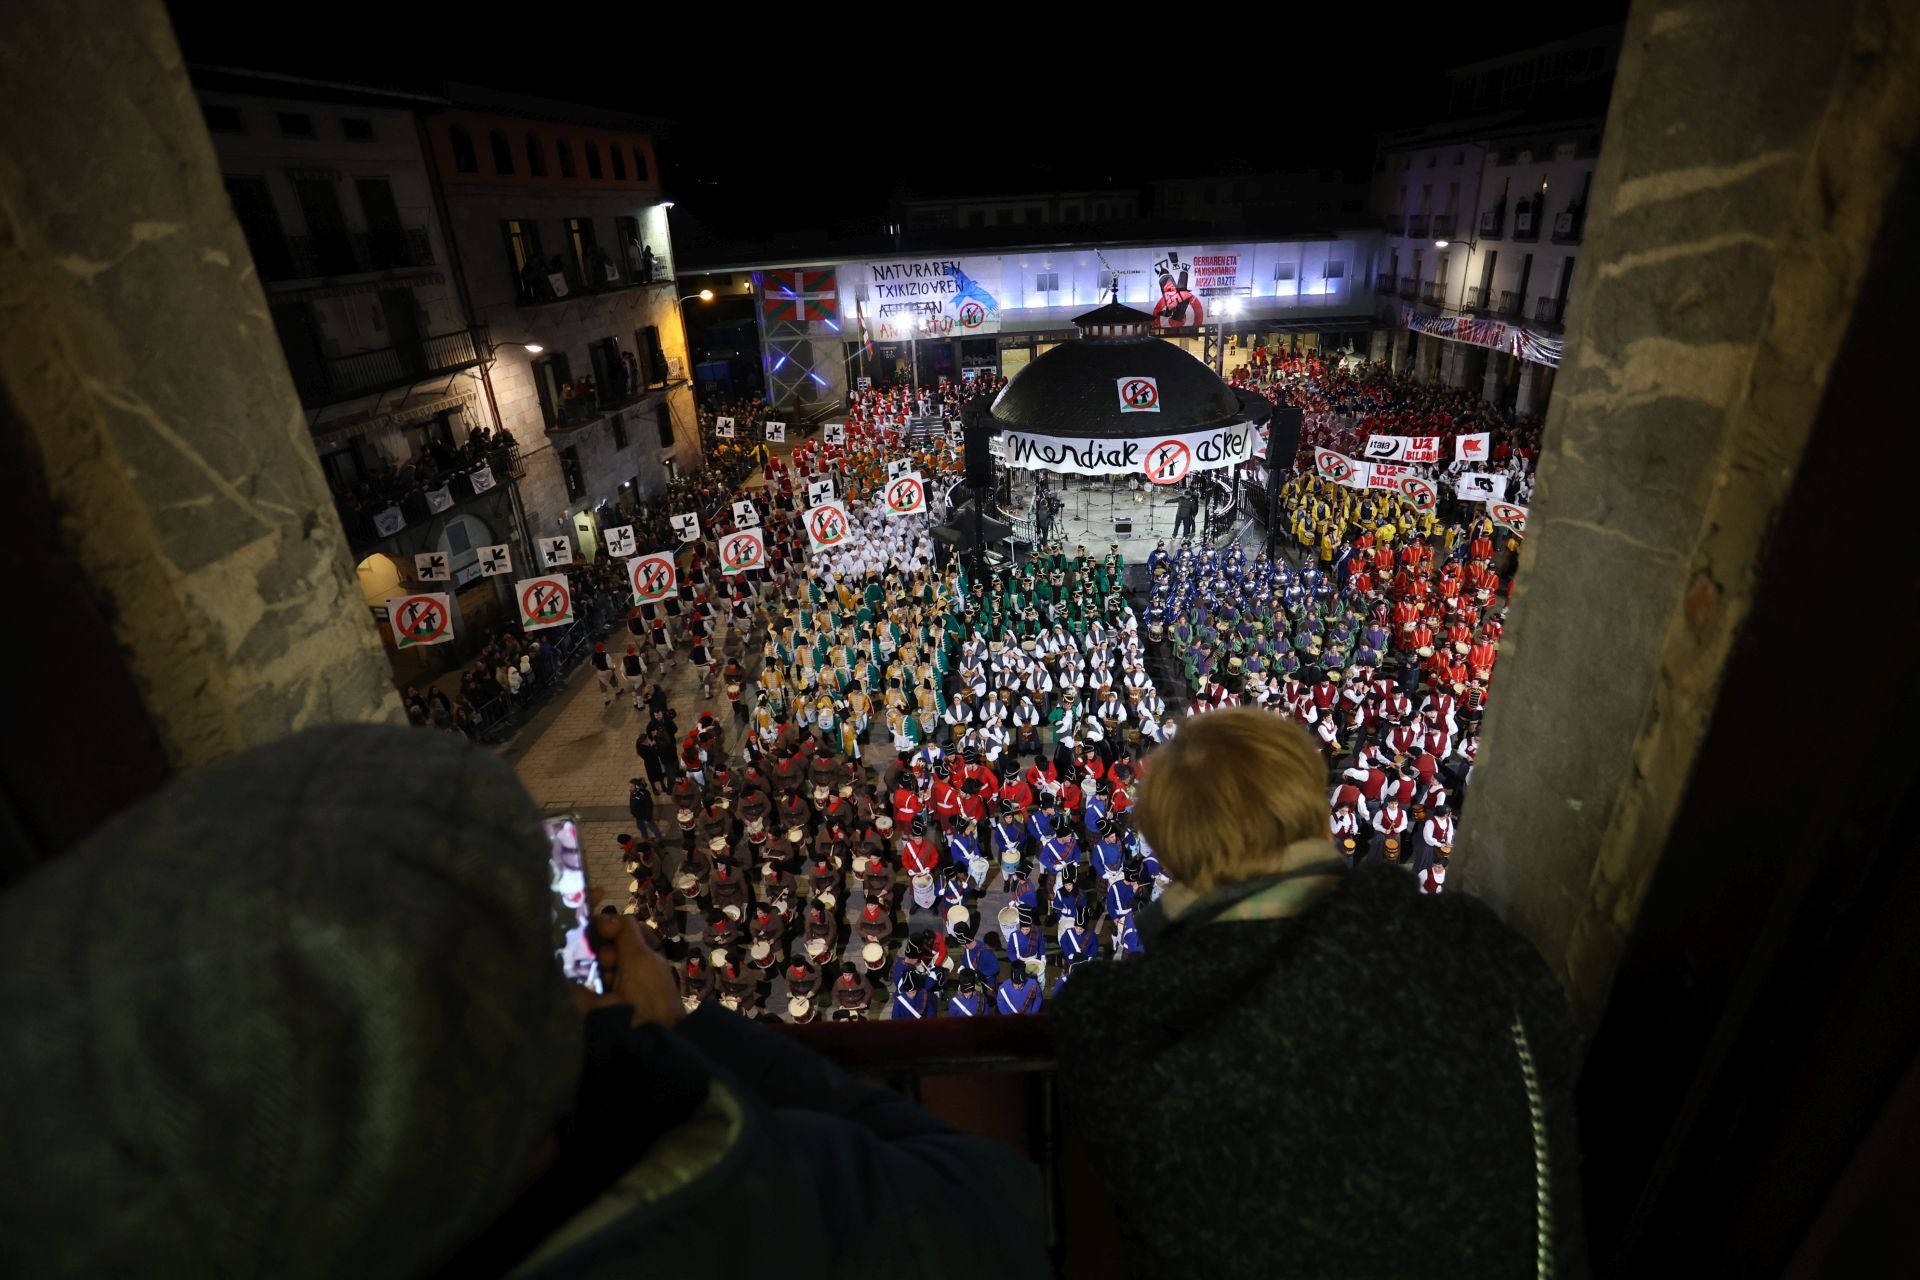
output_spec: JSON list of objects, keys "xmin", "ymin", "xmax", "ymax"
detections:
[
  {"xmin": 957, "ymin": 969, "xmax": 981, "ymax": 991},
  {"xmin": 952, "ymin": 918, "xmax": 976, "ymax": 942},
  {"xmin": 1016, "ymin": 903, "xmax": 1036, "ymax": 926}
]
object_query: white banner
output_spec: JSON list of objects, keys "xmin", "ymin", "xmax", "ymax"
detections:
[
  {"xmin": 603, "ymin": 524, "xmax": 636, "ymax": 558},
  {"xmin": 732, "ymin": 499, "xmax": 760, "ymax": 528},
  {"xmin": 387, "ymin": 593, "xmax": 454, "ymax": 649},
  {"xmin": 1367, "ymin": 462, "xmax": 1415, "ymax": 492},
  {"xmin": 1360, "ymin": 434, "xmax": 1441, "ymax": 464},
  {"xmin": 1487, "ymin": 500, "xmax": 1530, "ymax": 534},
  {"xmin": 887, "ymin": 457, "xmax": 914, "ymax": 480},
  {"xmin": 414, "ymin": 550, "xmax": 451, "ymax": 582},
  {"xmin": 807, "ymin": 478, "xmax": 835, "ymax": 505},
  {"xmin": 823, "ymin": 423, "xmax": 846, "ymax": 445},
  {"xmin": 1001, "ymin": 420, "xmax": 1257, "ymax": 481},
  {"xmin": 714, "ymin": 416, "xmax": 736, "ymax": 438},
  {"xmin": 1314, "ymin": 448, "xmax": 1369, "ymax": 489},
  {"xmin": 718, "ymin": 529, "xmax": 766, "ymax": 575},
  {"xmin": 627, "ymin": 552, "xmax": 678, "ymax": 603},
  {"xmin": 884, "ymin": 472, "xmax": 927, "ymax": 516},
  {"xmin": 372, "ymin": 506, "xmax": 405, "ymax": 537},
  {"xmin": 804, "ymin": 499, "xmax": 853, "ymax": 552},
  {"xmin": 1456, "ymin": 472, "xmax": 1509, "ymax": 503},
  {"xmin": 1455, "ymin": 432, "xmax": 1492, "ymax": 464},
  {"xmin": 515, "ymin": 575, "xmax": 574, "ymax": 632},
  {"xmin": 469, "ymin": 465, "xmax": 496, "ymax": 494},
  {"xmin": 424, "ymin": 485, "xmax": 454, "ymax": 515},
  {"xmin": 539, "ymin": 535, "xmax": 574, "ymax": 568},
  {"xmin": 670, "ymin": 512, "xmax": 700, "ymax": 543},
  {"xmin": 859, "ymin": 258, "xmax": 1004, "ymax": 339},
  {"xmin": 764, "ymin": 420, "xmax": 787, "ymax": 443},
  {"xmin": 477, "ymin": 544, "xmax": 512, "ymax": 577}
]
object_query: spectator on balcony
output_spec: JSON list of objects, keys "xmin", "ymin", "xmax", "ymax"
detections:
[
  {"xmin": 0, "ymin": 726, "xmax": 1050, "ymax": 1279},
  {"xmin": 1052, "ymin": 708, "xmax": 1583, "ymax": 1279}
]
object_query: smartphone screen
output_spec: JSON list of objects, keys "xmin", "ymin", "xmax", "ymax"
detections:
[{"xmin": 544, "ymin": 816, "xmax": 603, "ymax": 993}]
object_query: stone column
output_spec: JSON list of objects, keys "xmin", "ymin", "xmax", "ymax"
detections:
[
  {"xmin": 1482, "ymin": 350, "xmax": 1514, "ymax": 406},
  {"xmin": 1368, "ymin": 326, "xmax": 1391, "ymax": 364},
  {"xmin": 1456, "ymin": 0, "xmax": 1920, "ymax": 1023},
  {"xmin": 0, "ymin": 0, "xmax": 402, "ymax": 777},
  {"xmin": 1414, "ymin": 333, "xmax": 1442, "ymax": 382}
]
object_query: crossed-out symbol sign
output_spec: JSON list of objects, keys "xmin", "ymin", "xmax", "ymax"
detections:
[
  {"xmin": 1402, "ymin": 477, "xmax": 1436, "ymax": 510},
  {"xmin": 959, "ymin": 301, "xmax": 986, "ymax": 329},
  {"xmin": 1489, "ymin": 501, "xmax": 1528, "ymax": 531},
  {"xmin": 724, "ymin": 535, "xmax": 762, "ymax": 569},
  {"xmin": 1318, "ymin": 450, "xmax": 1352, "ymax": 482},
  {"xmin": 523, "ymin": 580, "xmax": 569, "ymax": 622},
  {"xmin": 1143, "ymin": 439, "xmax": 1191, "ymax": 485},
  {"xmin": 887, "ymin": 477, "xmax": 923, "ymax": 511},
  {"xmin": 810, "ymin": 506, "xmax": 847, "ymax": 544},
  {"xmin": 635, "ymin": 558, "xmax": 674, "ymax": 600},
  {"xmin": 1122, "ymin": 379, "xmax": 1159, "ymax": 409},
  {"xmin": 396, "ymin": 596, "xmax": 448, "ymax": 643}
]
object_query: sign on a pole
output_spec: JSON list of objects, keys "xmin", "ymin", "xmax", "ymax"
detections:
[
  {"xmin": 807, "ymin": 478, "xmax": 835, "ymax": 506},
  {"xmin": 823, "ymin": 423, "xmax": 846, "ymax": 446},
  {"xmin": 414, "ymin": 550, "xmax": 451, "ymax": 582},
  {"xmin": 884, "ymin": 472, "xmax": 927, "ymax": 516},
  {"xmin": 670, "ymin": 512, "xmax": 700, "ymax": 543},
  {"xmin": 805, "ymin": 499, "xmax": 852, "ymax": 552},
  {"xmin": 628, "ymin": 552, "xmax": 678, "ymax": 604},
  {"xmin": 603, "ymin": 524, "xmax": 636, "ymax": 558},
  {"xmin": 388, "ymin": 593, "xmax": 454, "ymax": 649},
  {"xmin": 515, "ymin": 575, "xmax": 574, "ymax": 632},
  {"xmin": 764, "ymin": 420, "xmax": 787, "ymax": 443},
  {"xmin": 887, "ymin": 457, "xmax": 913, "ymax": 480},
  {"xmin": 718, "ymin": 529, "xmax": 766, "ymax": 576},
  {"xmin": 477, "ymin": 544, "xmax": 513, "ymax": 577},
  {"xmin": 540, "ymin": 535, "xmax": 574, "ymax": 568},
  {"xmin": 715, "ymin": 416, "xmax": 736, "ymax": 439},
  {"xmin": 731, "ymin": 499, "xmax": 760, "ymax": 529}
]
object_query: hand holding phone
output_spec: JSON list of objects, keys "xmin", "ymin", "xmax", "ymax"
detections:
[{"xmin": 574, "ymin": 887, "xmax": 685, "ymax": 1029}]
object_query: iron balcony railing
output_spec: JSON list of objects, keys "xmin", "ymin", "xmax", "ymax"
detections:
[
  {"xmin": 1535, "ymin": 295, "xmax": 1567, "ymax": 326},
  {"xmin": 331, "ymin": 436, "xmax": 524, "ymax": 552},
  {"xmin": 1405, "ymin": 213, "xmax": 1431, "ymax": 239},
  {"xmin": 1397, "ymin": 276, "xmax": 1418, "ymax": 300},
  {"xmin": 1375, "ymin": 272, "xmax": 1396, "ymax": 294},
  {"xmin": 1498, "ymin": 290, "xmax": 1525, "ymax": 317},
  {"xmin": 293, "ymin": 325, "xmax": 488, "ymax": 407},
  {"xmin": 1421, "ymin": 281, "xmax": 1446, "ymax": 306},
  {"xmin": 1430, "ymin": 213, "xmax": 1458, "ymax": 240},
  {"xmin": 1464, "ymin": 285, "xmax": 1487, "ymax": 310}
]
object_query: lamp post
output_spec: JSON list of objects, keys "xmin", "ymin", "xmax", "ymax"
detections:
[
  {"xmin": 672, "ymin": 288, "xmax": 713, "ymax": 386},
  {"xmin": 1434, "ymin": 237, "xmax": 1479, "ymax": 312}
]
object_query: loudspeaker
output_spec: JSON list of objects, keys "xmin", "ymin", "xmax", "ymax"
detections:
[
  {"xmin": 1267, "ymin": 406, "xmax": 1303, "ymax": 521},
  {"xmin": 964, "ymin": 426, "xmax": 995, "ymax": 491}
]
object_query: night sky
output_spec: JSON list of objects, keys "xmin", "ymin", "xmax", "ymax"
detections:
[{"xmin": 165, "ymin": 4, "xmax": 1628, "ymax": 242}]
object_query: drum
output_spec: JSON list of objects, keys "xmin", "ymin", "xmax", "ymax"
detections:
[
  {"xmin": 910, "ymin": 872, "xmax": 936, "ymax": 910},
  {"xmin": 682, "ymin": 994, "xmax": 704, "ymax": 1014},
  {"xmin": 1024, "ymin": 956, "xmax": 1046, "ymax": 978},
  {"xmin": 818, "ymin": 890, "xmax": 837, "ymax": 910},
  {"xmin": 861, "ymin": 941, "xmax": 886, "ymax": 970},
  {"xmin": 749, "ymin": 939, "xmax": 773, "ymax": 967},
  {"xmin": 673, "ymin": 872, "xmax": 698, "ymax": 894},
  {"xmin": 997, "ymin": 904, "xmax": 1021, "ymax": 937},
  {"xmin": 745, "ymin": 817, "xmax": 766, "ymax": 837},
  {"xmin": 968, "ymin": 854, "xmax": 990, "ymax": 884},
  {"xmin": 787, "ymin": 995, "xmax": 813, "ymax": 1020},
  {"xmin": 722, "ymin": 904, "xmax": 743, "ymax": 922},
  {"xmin": 1000, "ymin": 847, "xmax": 1021, "ymax": 877},
  {"xmin": 804, "ymin": 936, "xmax": 828, "ymax": 959},
  {"xmin": 627, "ymin": 876, "xmax": 641, "ymax": 895},
  {"xmin": 945, "ymin": 904, "xmax": 971, "ymax": 929},
  {"xmin": 719, "ymin": 994, "xmax": 741, "ymax": 1012},
  {"xmin": 851, "ymin": 855, "xmax": 869, "ymax": 876}
]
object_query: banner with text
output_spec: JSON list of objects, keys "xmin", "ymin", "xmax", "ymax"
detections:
[
  {"xmin": 1002, "ymin": 420, "xmax": 1257, "ymax": 480},
  {"xmin": 858, "ymin": 257, "xmax": 1004, "ymax": 340}
]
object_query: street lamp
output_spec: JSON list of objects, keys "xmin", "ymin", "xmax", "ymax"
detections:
[{"xmin": 1435, "ymin": 237, "xmax": 1480, "ymax": 311}]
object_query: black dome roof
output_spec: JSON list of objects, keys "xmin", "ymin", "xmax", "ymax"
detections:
[{"xmin": 988, "ymin": 304, "xmax": 1245, "ymax": 440}]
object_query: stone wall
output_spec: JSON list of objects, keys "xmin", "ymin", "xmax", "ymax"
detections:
[
  {"xmin": 1458, "ymin": 0, "xmax": 1920, "ymax": 1023},
  {"xmin": 1, "ymin": 0, "xmax": 402, "ymax": 773}
]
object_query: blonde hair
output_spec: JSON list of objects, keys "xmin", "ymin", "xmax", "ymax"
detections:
[{"xmin": 1137, "ymin": 708, "xmax": 1329, "ymax": 893}]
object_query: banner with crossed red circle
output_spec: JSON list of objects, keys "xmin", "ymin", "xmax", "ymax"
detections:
[
  {"xmin": 386, "ymin": 593, "xmax": 454, "ymax": 650},
  {"xmin": 718, "ymin": 529, "xmax": 766, "ymax": 575},
  {"xmin": 1116, "ymin": 376, "xmax": 1162, "ymax": 414},
  {"xmin": 1399, "ymin": 476, "xmax": 1439, "ymax": 513},
  {"xmin": 627, "ymin": 552, "xmax": 678, "ymax": 604},
  {"xmin": 1314, "ymin": 448, "xmax": 1370, "ymax": 489},
  {"xmin": 513, "ymin": 576, "xmax": 574, "ymax": 632},
  {"xmin": 884, "ymin": 472, "xmax": 927, "ymax": 516},
  {"xmin": 1487, "ymin": 500, "xmax": 1530, "ymax": 535},
  {"xmin": 804, "ymin": 499, "xmax": 853, "ymax": 552}
]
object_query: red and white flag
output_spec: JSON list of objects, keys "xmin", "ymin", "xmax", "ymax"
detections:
[{"xmin": 1455, "ymin": 432, "xmax": 1491, "ymax": 463}]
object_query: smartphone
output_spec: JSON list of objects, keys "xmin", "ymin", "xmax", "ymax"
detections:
[{"xmin": 544, "ymin": 815, "xmax": 603, "ymax": 993}]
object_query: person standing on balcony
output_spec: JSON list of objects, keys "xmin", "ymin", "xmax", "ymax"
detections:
[{"xmin": 1052, "ymin": 709, "xmax": 1582, "ymax": 1278}]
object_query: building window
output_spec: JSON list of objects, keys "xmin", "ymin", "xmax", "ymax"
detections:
[
  {"xmin": 277, "ymin": 112, "xmax": 315, "ymax": 138},
  {"xmin": 533, "ymin": 353, "xmax": 573, "ymax": 429},
  {"xmin": 203, "ymin": 103, "xmax": 244, "ymax": 133},
  {"xmin": 614, "ymin": 214, "xmax": 640, "ymax": 280},
  {"xmin": 632, "ymin": 147, "xmax": 650, "ymax": 181},
  {"xmin": 1275, "ymin": 262, "xmax": 1298, "ymax": 283},
  {"xmin": 489, "ymin": 129, "xmax": 514, "ymax": 176},
  {"xmin": 560, "ymin": 446, "xmax": 585, "ymax": 500},
  {"xmin": 610, "ymin": 147, "xmax": 626, "ymax": 180},
  {"xmin": 610, "ymin": 412, "xmax": 629, "ymax": 450},
  {"xmin": 525, "ymin": 135, "xmax": 546, "ymax": 176},
  {"xmin": 967, "ymin": 210, "xmax": 986, "ymax": 228},
  {"xmin": 1034, "ymin": 271, "xmax": 1059, "ymax": 292},
  {"xmin": 585, "ymin": 143, "xmax": 603, "ymax": 180},
  {"xmin": 448, "ymin": 125, "xmax": 479, "ymax": 173},
  {"xmin": 656, "ymin": 403, "xmax": 674, "ymax": 448},
  {"xmin": 566, "ymin": 217, "xmax": 599, "ymax": 288},
  {"xmin": 341, "ymin": 117, "xmax": 375, "ymax": 141},
  {"xmin": 1323, "ymin": 260, "xmax": 1346, "ymax": 282},
  {"xmin": 502, "ymin": 219, "xmax": 545, "ymax": 302},
  {"xmin": 556, "ymin": 140, "xmax": 576, "ymax": 179}
]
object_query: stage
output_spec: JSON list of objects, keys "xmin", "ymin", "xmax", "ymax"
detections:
[{"xmin": 1006, "ymin": 469, "xmax": 1191, "ymax": 551}]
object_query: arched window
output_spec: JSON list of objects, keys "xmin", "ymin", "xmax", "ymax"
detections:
[
  {"xmin": 610, "ymin": 147, "xmax": 626, "ymax": 181},
  {"xmin": 489, "ymin": 128, "xmax": 514, "ymax": 175},
  {"xmin": 448, "ymin": 125, "xmax": 478, "ymax": 174},
  {"xmin": 525, "ymin": 134, "xmax": 546, "ymax": 177},
  {"xmin": 556, "ymin": 139, "xmax": 576, "ymax": 179},
  {"xmin": 585, "ymin": 142, "xmax": 603, "ymax": 180},
  {"xmin": 632, "ymin": 146, "xmax": 651, "ymax": 182}
]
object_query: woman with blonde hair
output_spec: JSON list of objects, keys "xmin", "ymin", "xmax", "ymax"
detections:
[{"xmin": 1054, "ymin": 707, "xmax": 1584, "ymax": 1279}]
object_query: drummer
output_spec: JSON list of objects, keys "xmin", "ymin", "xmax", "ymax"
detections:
[
  {"xmin": 953, "ymin": 915, "xmax": 1000, "ymax": 988},
  {"xmin": 1005, "ymin": 903, "xmax": 1047, "ymax": 983},
  {"xmin": 830, "ymin": 960, "xmax": 873, "ymax": 1020},
  {"xmin": 899, "ymin": 815, "xmax": 942, "ymax": 914},
  {"xmin": 944, "ymin": 968, "xmax": 988, "ymax": 1017}
]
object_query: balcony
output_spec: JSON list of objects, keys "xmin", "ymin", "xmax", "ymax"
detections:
[
  {"xmin": 1479, "ymin": 205, "xmax": 1505, "ymax": 240},
  {"xmin": 1464, "ymin": 285, "xmax": 1487, "ymax": 310},
  {"xmin": 1512, "ymin": 203, "xmax": 1541, "ymax": 242},
  {"xmin": 1535, "ymin": 295, "xmax": 1567, "ymax": 326},
  {"xmin": 331, "ymin": 435, "xmax": 525, "ymax": 552},
  {"xmin": 1397, "ymin": 276, "xmax": 1418, "ymax": 300},
  {"xmin": 262, "ymin": 228, "xmax": 435, "ymax": 283},
  {"xmin": 1405, "ymin": 213, "xmax": 1431, "ymax": 239},
  {"xmin": 1429, "ymin": 213, "xmax": 1458, "ymax": 241},
  {"xmin": 1382, "ymin": 212, "xmax": 1405, "ymax": 236},
  {"xmin": 1551, "ymin": 206, "xmax": 1586, "ymax": 244},
  {"xmin": 1374, "ymin": 272, "xmax": 1396, "ymax": 294},
  {"xmin": 1497, "ymin": 290, "xmax": 1525, "ymax": 318},
  {"xmin": 1421, "ymin": 281, "xmax": 1446, "ymax": 306},
  {"xmin": 514, "ymin": 259, "xmax": 674, "ymax": 308},
  {"xmin": 293, "ymin": 326, "xmax": 488, "ymax": 408},
  {"xmin": 546, "ymin": 377, "xmax": 690, "ymax": 435}
]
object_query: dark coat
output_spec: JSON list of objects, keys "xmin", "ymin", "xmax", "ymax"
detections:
[{"xmin": 1053, "ymin": 865, "xmax": 1585, "ymax": 1279}]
